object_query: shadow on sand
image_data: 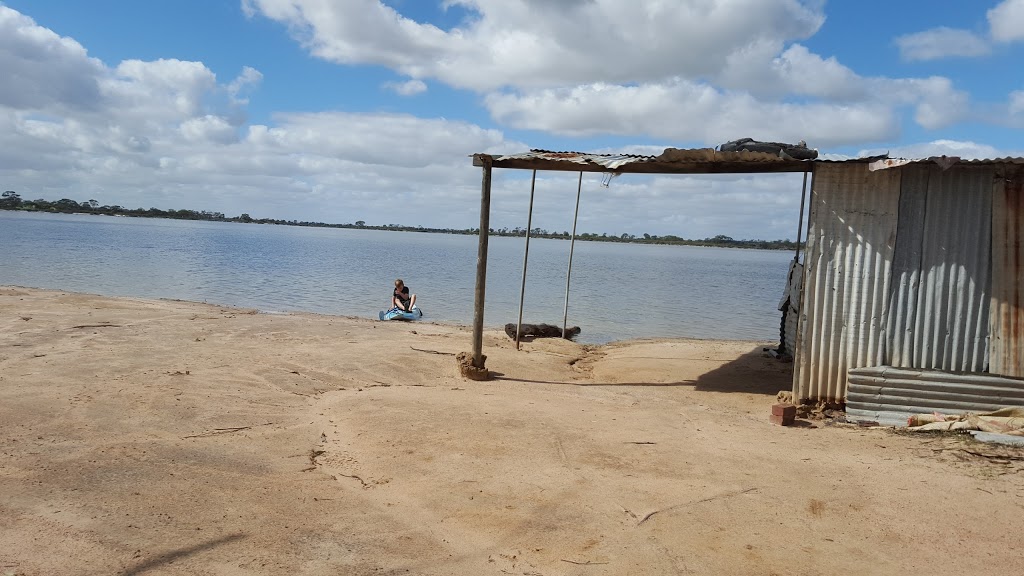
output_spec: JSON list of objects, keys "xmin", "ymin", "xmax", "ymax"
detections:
[
  {"xmin": 492, "ymin": 345, "xmax": 793, "ymax": 396},
  {"xmin": 690, "ymin": 346, "xmax": 792, "ymax": 396},
  {"xmin": 119, "ymin": 533, "xmax": 246, "ymax": 576}
]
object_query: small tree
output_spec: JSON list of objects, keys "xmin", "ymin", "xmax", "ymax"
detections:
[{"xmin": 1, "ymin": 191, "xmax": 21, "ymax": 209}]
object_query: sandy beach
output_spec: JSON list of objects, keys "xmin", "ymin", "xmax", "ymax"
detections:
[{"xmin": 1, "ymin": 286, "xmax": 1022, "ymax": 576}]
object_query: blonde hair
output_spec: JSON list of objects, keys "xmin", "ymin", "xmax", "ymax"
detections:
[{"xmin": 395, "ymin": 279, "xmax": 404, "ymax": 287}]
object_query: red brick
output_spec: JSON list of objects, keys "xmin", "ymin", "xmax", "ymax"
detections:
[
  {"xmin": 771, "ymin": 403, "xmax": 797, "ymax": 418},
  {"xmin": 769, "ymin": 414, "xmax": 795, "ymax": 426}
]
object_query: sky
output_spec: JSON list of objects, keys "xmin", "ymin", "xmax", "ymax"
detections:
[{"xmin": 1, "ymin": 0, "xmax": 1023, "ymax": 240}]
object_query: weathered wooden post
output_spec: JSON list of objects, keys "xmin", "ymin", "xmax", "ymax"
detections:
[{"xmin": 461, "ymin": 154, "xmax": 493, "ymax": 379}]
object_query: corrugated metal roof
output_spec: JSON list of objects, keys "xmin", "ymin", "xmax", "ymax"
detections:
[
  {"xmin": 491, "ymin": 149, "xmax": 655, "ymax": 171},
  {"xmin": 473, "ymin": 148, "xmax": 1024, "ymax": 175},
  {"xmin": 474, "ymin": 148, "xmax": 813, "ymax": 174},
  {"xmin": 869, "ymin": 156, "xmax": 1024, "ymax": 171}
]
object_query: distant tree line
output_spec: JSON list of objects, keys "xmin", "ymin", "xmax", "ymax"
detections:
[
  {"xmin": 1, "ymin": 191, "xmax": 797, "ymax": 250},
  {"xmin": 1, "ymin": 192, "xmax": 229, "ymax": 222}
]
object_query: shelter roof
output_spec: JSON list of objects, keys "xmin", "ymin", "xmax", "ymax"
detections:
[
  {"xmin": 472, "ymin": 148, "xmax": 816, "ymax": 174},
  {"xmin": 863, "ymin": 156, "xmax": 1024, "ymax": 171},
  {"xmin": 472, "ymin": 148, "xmax": 1024, "ymax": 175}
]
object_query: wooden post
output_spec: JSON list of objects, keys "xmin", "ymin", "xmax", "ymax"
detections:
[{"xmin": 471, "ymin": 156, "xmax": 493, "ymax": 368}]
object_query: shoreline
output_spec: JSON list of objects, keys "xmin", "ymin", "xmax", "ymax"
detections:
[
  {"xmin": 1, "ymin": 208, "xmax": 799, "ymax": 251},
  {"xmin": 1, "ymin": 284, "xmax": 781, "ymax": 347},
  {"xmin": 2, "ymin": 286, "xmax": 1021, "ymax": 574}
]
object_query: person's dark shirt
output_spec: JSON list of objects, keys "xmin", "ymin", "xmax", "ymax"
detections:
[{"xmin": 394, "ymin": 286, "xmax": 411, "ymax": 307}]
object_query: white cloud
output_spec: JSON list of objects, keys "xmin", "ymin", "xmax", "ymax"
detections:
[
  {"xmin": 0, "ymin": 7, "xmax": 105, "ymax": 111},
  {"xmin": 107, "ymin": 59, "xmax": 218, "ymax": 120},
  {"xmin": 871, "ymin": 76, "xmax": 970, "ymax": 130},
  {"xmin": 484, "ymin": 80, "xmax": 896, "ymax": 147},
  {"xmin": 180, "ymin": 116, "xmax": 239, "ymax": 144},
  {"xmin": 244, "ymin": 0, "xmax": 825, "ymax": 91},
  {"xmin": 718, "ymin": 44, "xmax": 867, "ymax": 101},
  {"xmin": 989, "ymin": 0, "xmax": 1024, "ymax": 43},
  {"xmin": 227, "ymin": 66, "xmax": 263, "ymax": 102},
  {"xmin": 1010, "ymin": 90, "xmax": 1024, "ymax": 115},
  {"xmin": 385, "ymin": 79, "xmax": 427, "ymax": 96},
  {"xmin": 896, "ymin": 27, "xmax": 990, "ymax": 61},
  {"xmin": 893, "ymin": 1, "xmax": 1024, "ymax": 62},
  {"xmin": 0, "ymin": 7, "xmax": 527, "ymax": 231},
  {"xmin": 244, "ymin": 1, "xmax": 985, "ymax": 142}
]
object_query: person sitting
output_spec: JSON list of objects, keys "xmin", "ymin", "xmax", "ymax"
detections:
[{"xmin": 392, "ymin": 279, "xmax": 417, "ymax": 312}]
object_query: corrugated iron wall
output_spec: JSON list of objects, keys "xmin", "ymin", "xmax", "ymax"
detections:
[
  {"xmin": 847, "ymin": 366, "xmax": 1024, "ymax": 426},
  {"xmin": 886, "ymin": 166, "xmax": 993, "ymax": 372},
  {"xmin": 794, "ymin": 164, "xmax": 901, "ymax": 401},
  {"xmin": 990, "ymin": 167, "xmax": 1024, "ymax": 377}
]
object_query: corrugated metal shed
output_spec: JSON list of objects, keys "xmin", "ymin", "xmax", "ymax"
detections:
[
  {"xmin": 794, "ymin": 163, "xmax": 901, "ymax": 402},
  {"xmin": 469, "ymin": 147, "xmax": 1024, "ymax": 409},
  {"xmin": 885, "ymin": 165, "xmax": 993, "ymax": 372},
  {"xmin": 990, "ymin": 166, "xmax": 1024, "ymax": 377}
]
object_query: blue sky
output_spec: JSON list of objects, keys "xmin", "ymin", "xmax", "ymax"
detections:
[{"xmin": 1, "ymin": 1, "xmax": 1022, "ymax": 239}]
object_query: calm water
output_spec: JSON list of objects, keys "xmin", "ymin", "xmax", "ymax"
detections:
[{"xmin": 0, "ymin": 212, "xmax": 791, "ymax": 343}]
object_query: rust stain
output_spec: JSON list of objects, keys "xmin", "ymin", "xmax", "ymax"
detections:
[{"xmin": 996, "ymin": 168, "xmax": 1024, "ymax": 376}]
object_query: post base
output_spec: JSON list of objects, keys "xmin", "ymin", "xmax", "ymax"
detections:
[{"xmin": 456, "ymin": 352, "xmax": 491, "ymax": 381}]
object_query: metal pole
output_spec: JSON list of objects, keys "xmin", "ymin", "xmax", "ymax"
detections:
[
  {"xmin": 515, "ymin": 170, "xmax": 537, "ymax": 350},
  {"xmin": 791, "ymin": 167, "xmax": 816, "ymax": 399},
  {"xmin": 794, "ymin": 170, "xmax": 808, "ymax": 263},
  {"xmin": 562, "ymin": 172, "xmax": 583, "ymax": 338},
  {"xmin": 471, "ymin": 157, "xmax": 493, "ymax": 368}
]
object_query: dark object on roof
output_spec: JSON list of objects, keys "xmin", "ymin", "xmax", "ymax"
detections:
[{"xmin": 720, "ymin": 138, "xmax": 819, "ymax": 160}]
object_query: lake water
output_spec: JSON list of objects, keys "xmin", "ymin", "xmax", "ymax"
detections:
[{"xmin": 0, "ymin": 211, "xmax": 792, "ymax": 344}]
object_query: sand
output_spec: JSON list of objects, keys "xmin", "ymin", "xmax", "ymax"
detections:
[{"xmin": 1, "ymin": 286, "xmax": 1022, "ymax": 576}]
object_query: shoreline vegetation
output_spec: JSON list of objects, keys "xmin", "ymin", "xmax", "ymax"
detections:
[{"xmin": 1, "ymin": 191, "xmax": 798, "ymax": 250}]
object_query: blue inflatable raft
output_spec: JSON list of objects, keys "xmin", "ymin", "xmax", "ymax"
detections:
[{"xmin": 378, "ymin": 306, "xmax": 423, "ymax": 321}]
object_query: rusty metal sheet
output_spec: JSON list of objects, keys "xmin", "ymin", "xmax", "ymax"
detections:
[
  {"xmin": 793, "ymin": 164, "xmax": 901, "ymax": 402},
  {"xmin": 870, "ymin": 156, "xmax": 1024, "ymax": 171},
  {"xmin": 475, "ymin": 149, "xmax": 1024, "ymax": 176},
  {"xmin": 990, "ymin": 167, "xmax": 1024, "ymax": 377},
  {"xmin": 473, "ymin": 148, "xmax": 814, "ymax": 174},
  {"xmin": 886, "ymin": 165, "xmax": 993, "ymax": 372}
]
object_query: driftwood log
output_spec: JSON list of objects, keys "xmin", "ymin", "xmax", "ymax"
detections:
[{"xmin": 505, "ymin": 323, "xmax": 581, "ymax": 341}]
